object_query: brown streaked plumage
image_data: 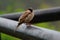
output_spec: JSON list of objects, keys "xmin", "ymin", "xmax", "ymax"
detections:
[{"xmin": 14, "ymin": 8, "xmax": 34, "ymax": 32}]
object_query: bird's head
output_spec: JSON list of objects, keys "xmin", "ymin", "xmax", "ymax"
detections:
[{"xmin": 25, "ymin": 8, "xmax": 33, "ymax": 13}]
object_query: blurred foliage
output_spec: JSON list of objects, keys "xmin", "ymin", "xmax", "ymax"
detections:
[
  {"xmin": 34, "ymin": 22, "xmax": 55, "ymax": 30},
  {"xmin": 40, "ymin": 2, "xmax": 52, "ymax": 9},
  {"xmin": 1, "ymin": 33, "xmax": 20, "ymax": 40},
  {"xmin": 0, "ymin": 0, "xmax": 60, "ymax": 40}
]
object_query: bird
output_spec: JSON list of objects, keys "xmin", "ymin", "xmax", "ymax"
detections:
[{"xmin": 14, "ymin": 8, "xmax": 34, "ymax": 32}]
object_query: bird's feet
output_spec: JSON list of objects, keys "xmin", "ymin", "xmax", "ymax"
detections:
[{"xmin": 26, "ymin": 23, "xmax": 31, "ymax": 28}]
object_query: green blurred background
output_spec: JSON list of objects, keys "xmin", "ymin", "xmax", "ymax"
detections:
[{"xmin": 0, "ymin": 0, "xmax": 60, "ymax": 40}]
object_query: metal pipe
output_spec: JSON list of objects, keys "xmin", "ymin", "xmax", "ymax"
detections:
[
  {"xmin": 0, "ymin": 17, "xmax": 60, "ymax": 40},
  {"xmin": 0, "ymin": 7, "xmax": 60, "ymax": 23}
]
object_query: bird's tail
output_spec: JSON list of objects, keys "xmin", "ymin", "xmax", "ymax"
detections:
[{"xmin": 14, "ymin": 22, "xmax": 22, "ymax": 32}]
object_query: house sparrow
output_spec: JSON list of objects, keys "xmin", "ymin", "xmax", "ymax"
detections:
[{"xmin": 14, "ymin": 8, "xmax": 34, "ymax": 32}]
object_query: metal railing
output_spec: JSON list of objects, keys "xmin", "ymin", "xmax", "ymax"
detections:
[
  {"xmin": 0, "ymin": 7, "xmax": 60, "ymax": 23},
  {"xmin": 0, "ymin": 7, "xmax": 60, "ymax": 40}
]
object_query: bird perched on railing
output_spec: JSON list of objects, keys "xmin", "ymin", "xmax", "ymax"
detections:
[{"xmin": 14, "ymin": 8, "xmax": 34, "ymax": 32}]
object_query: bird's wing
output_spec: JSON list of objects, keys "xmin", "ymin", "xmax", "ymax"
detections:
[{"xmin": 18, "ymin": 12, "xmax": 30, "ymax": 22}]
